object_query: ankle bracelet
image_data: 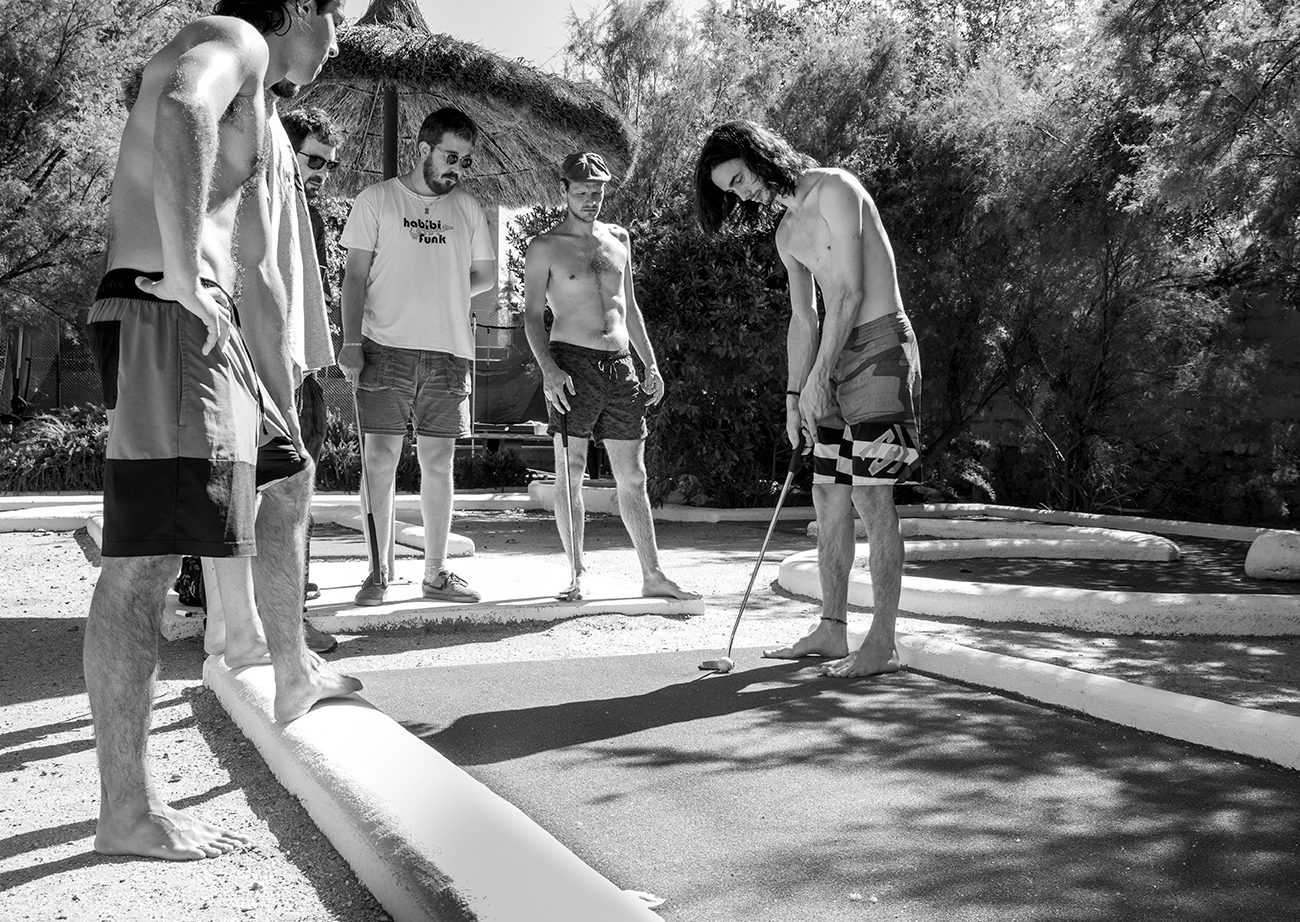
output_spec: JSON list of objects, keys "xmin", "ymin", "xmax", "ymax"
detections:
[{"xmin": 820, "ymin": 616, "xmax": 848, "ymax": 624}]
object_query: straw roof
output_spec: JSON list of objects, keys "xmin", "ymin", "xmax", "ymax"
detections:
[{"xmin": 288, "ymin": 0, "xmax": 634, "ymax": 207}]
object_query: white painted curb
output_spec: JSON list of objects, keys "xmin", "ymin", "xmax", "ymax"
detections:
[
  {"xmin": 810, "ymin": 518, "xmax": 1180, "ymax": 560},
  {"xmin": 202, "ymin": 658, "xmax": 663, "ymax": 922},
  {"xmin": 780, "ymin": 547, "xmax": 1300, "ymax": 635},
  {"xmin": 897, "ymin": 634, "xmax": 1300, "ymax": 770},
  {"xmin": 311, "ymin": 507, "xmax": 475, "ymax": 557},
  {"xmin": 895, "ymin": 503, "xmax": 1268, "ymax": 542}
]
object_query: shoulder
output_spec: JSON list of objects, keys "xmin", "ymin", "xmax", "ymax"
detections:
[
  {"xmin": 179, "ymin": 15, "xmax": 268, "ymax": 61},
  {"xmin": 600, "ymin": 222, "xmax": 630, "ymax": 243},
  {"xmin": 525, "ymin": 230, "xmax": 561, "ymax": 259},
  {"xmin": 807, "ymin": 168, "xmax": 869, "ymax": 209},
  {"xmin": 454, "ymin": 188, "xmax": 487, "ymax": 214}
]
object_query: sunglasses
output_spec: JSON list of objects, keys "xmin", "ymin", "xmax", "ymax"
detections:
[
  {"xmin": 299, "ymin": 153, "xmax": 340, "ymax": 172},
  {"xmin": 434, "ymin": 147, "xmax": 474, "ymax": 170}
]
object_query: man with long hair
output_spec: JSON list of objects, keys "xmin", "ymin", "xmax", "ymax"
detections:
[
  {"xmin": 695, "ymin": 120, "xmax": 922, "ymax": 679},
  {"xmin": 85, "ymin": 0, "xmax": 357, "ymax": 860}
]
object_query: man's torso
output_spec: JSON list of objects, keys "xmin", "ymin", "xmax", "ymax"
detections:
[
  {"xmin": 776, "ymin": 169, "xmax": 906, "ymax": 330},
  {"xmin": 345, "ymin": 179, "xmax": 485, "ymax": 358},
  {"xmin": 107, "ymin": 18, "xmax": 268, "ymax": 289},
  {"xmin": 542, "ymin": 222, "xmax": 631, "ymax": 352}
]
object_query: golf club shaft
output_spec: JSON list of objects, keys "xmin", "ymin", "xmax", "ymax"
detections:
[
  {"xmin": 351, "ymin": 387, "xmax": 382, "ymax": 585},
  {"xmin": 559, "ymin": 411, "xmax": 577, "ymax": 586},
  {"xmin": 723, "ymin": 464, "xmax": 800, "ymax": 658}
]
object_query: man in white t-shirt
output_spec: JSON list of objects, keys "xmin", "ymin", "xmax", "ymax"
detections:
[{"xmin": 338, "ymin": 107, "xmax": 496, "ymax": 605}]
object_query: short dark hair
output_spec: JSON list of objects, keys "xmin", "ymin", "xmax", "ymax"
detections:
[
  {"xmin": 417, "ymin": 107, "xmax": 479, "ymax": 148},
  {"xmin": 212, "ymin": 0, "xmax": 313, "ymax": 36},
  {"xmin": 281, "ymin": 106, "xmax": 340, "ymax": 151},
  {"xmin": 694, "ymin": 120, "xmax": 816, "ymax": 234}
]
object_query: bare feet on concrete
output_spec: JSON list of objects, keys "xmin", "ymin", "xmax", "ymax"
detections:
[
  {"xmin": 94, "ymin": 803, "xmax": 248, "ymax": 861},
  {"xmin": 642, "ymin": 570, "xmax": 701, "ymax": 601},
  {"xmin": 273, "ymin": 657, "xmax": 362, "ymax": 723},
  {"xmin": 762, "ymin": 617, "xmax": 850, "ymax": 660},
  {"xmin": 223, "ymin": 635, "xmax": 272, "ymax": 669},
  {"xmin": 819, "ymin": 640, "xmax": 902, "ymax": 679},
  {"xmin": 557, "ymin": 574, "xmax": 584, "ymax": 601}
]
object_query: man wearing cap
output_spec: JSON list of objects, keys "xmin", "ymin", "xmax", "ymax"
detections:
[
  {"xmin": 523, "ymin": 152, "xmax": 699, "ymax": 602},
  {"xmin": 337, "ymin": 106, "xmax": 496, "ymax": 606}
]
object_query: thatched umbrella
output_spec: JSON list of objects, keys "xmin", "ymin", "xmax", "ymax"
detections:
[{"xmin": 290, "ymin": 0, "xmax": 634, "ymax": 207}]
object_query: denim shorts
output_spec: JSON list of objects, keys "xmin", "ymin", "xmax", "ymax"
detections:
[{"xmin": 356, "ymin": 338, "xmax": 471, "ymax": 438}]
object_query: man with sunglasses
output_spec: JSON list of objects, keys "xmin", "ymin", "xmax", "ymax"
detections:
[
  {"xmin": 338, "ymin": 107, "xmax": 496, "ymax": 606},
  {"xmin": 281, "ymin": 105, "xmax": 343, "ymax": 652}
]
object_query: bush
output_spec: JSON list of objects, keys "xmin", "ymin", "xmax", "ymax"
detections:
[
  {"xmin": 0, "ymin": 405, "xmax": 106, "ymax": 492},
  {"xmin": 632, "ymin": 208, "xmax": 808, "ymax": 507},
  {"xmin": 313, "ymin": 408, "xmax": 533, "ymax": 492}
]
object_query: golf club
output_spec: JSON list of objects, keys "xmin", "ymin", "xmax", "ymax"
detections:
[
  {"xmin": 351, "ymin": 387, "xmax": 383, "ymax": 590},
  {"xmin": 557, "ymin": 410, "xmax": 580, "ymax": 599},
  {"xmin": 700, "ymin": 435, "xmax": 807, "ymax": 673}
]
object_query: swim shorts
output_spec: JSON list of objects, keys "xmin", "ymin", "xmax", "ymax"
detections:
[
  {"xmin": 812, "ymin": 311, "xmax": 922, "ymax": 486},
  {"xmin": 546, "ymin": 342, "xmax": 648, "ymax": 442},
  {"xmin": 88, "ymin": 269, "xmax": 306, "ymax": 557},
  {"xmin": 356, "ymin": 338, "xmax": 471, "ymax": 439}
]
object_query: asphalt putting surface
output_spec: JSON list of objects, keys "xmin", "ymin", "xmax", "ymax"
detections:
[{"xmin": 356, "ymin": 648, "xmax": 1300, "ymax": 922}]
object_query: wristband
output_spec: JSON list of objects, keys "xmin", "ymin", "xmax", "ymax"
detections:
[{"xmin": 785, "ymin": 389, "xmax": 800, "ymax": 397}]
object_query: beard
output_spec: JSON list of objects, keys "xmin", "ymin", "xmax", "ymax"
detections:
[
  {"xmin": 270, "ymin": 80, "xmax": 300, "ymax": 99},
  {"xmin": 422, "ymin": 157, "xmax": 458, "ymax": 194},
  {"xmin": 304, "ymin": 180, "xmax": 321, "ymax": 200},
  {"xmin": 568, "ymin": 204, "xmax": 598, "ymax": 224}
]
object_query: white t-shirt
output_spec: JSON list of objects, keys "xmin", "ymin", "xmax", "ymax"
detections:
[{"xmin": 340, "ymin": 178, "xmax": 495, "ymax": 359}]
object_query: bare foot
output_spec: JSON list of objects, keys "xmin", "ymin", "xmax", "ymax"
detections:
[
  {"xmin": 762, "ymin": 618, "xmax": 849, "ymax": 660},
  {"xmin": 642, "ymin": 570, "xmax": 701, "ymax": 601},
  {"xmin": 94, "ymin": 804, "xmax": 248, "ymax": 860},
  {"xmin": 224, "ymin": 636, "xmax": 272, "ymax": 669},
  {"xmin": 557, "ymin": 579, "xmax": 584, "ymax": 601},
  {"xmin": 273, "ymin": 658, "xmax": 363, "ymax": 723},
  {"xmin": 819, "ymin": 645, "xmax": 902, "ymax": 679}
]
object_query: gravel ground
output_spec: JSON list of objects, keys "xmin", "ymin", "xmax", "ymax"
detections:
[{"xmin": 1, "ymin": 510, "xmax": 1296, "ymax": 921}]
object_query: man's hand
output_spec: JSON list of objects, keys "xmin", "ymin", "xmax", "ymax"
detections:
[
  {"xmin": 338, "ymin": 343, "xmax": 364, "ymax": 386},
  {"xmin": 542, "ymin": 368, "xmax": 575, "ymax": 413},
  {"xmin": 642, "ymin": 366, "xmax": 665, "ymax": 405},
  {"xmin": 136, "ymin": 275, "xmax": 231, "ymax": 355},
  {"xmin": 797, "ymin": 379, "xmax": 831, "ymax": 451}
]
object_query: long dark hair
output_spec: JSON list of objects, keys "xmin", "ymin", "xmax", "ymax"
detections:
[
  {"xmin": 212, "ymin": 0, "xmax": 303, "ymax": 35},
  {"xmin": 694, "ymin": 120, "xmax": 816, "ymax": 234}
]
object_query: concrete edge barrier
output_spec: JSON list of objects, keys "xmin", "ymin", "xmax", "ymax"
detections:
[
  {"xmin": 202, "ymin": 658, "xmax": 664, "ymax": 922},
  {"xmin": 309, "ymin": 594, "xmax": 707, "ymax": 633},
  {"xmin": 310, "ymin": 507, "xmax": 476, "ymax": 557},
  {"xmin": 779, "ymin": 549, "xmax": 1300, "ymax": 636},
  {"xmin": 896, "ymin": 503, "xmax": 1267, "ymax": 542},
  {"xmin": 897, "ymin": 634, "xmax": 1300, "ymax": 771}
]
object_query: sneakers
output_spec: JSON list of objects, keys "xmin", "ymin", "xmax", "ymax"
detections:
[
  {"xmin": 304, "ymin": 581, "xmax": 321, "ymax": 602},
  {"xmin": 421, "ymin": 569, "xmax": 481, "ymax": 603},
  {"xmin": 303, "ymin": 618, "xmax": 337, "ymax": 654},
  {"xmin": 354, "ymin": 572, "xmax": 389, "ymax": 606}
]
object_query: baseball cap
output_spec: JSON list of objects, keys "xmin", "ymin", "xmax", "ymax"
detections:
[{"xmin": 560, "ymin": 152, "xmax": 612, "ymax": 183}]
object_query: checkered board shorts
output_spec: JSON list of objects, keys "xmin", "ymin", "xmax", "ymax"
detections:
[{"xmin": 812, "ymin": 420, "xmax": 921, "ymax": 485}]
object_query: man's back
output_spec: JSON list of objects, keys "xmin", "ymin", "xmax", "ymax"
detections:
[{"xmin": 107, "ymin": 16, "xmax": 268, "ymax": 288}]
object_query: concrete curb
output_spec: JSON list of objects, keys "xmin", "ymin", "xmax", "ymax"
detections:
[
  {"xmin": 202, "ymin": 657, "xmax": 664, "ymax": 922},
  {"xmin": 811, "ymin": 518, "xmax": 1182, "ymax": 561},
  {"xmin": 527, "ymin": 482, "xmax": 818, "ymax": 523},
  {"xmin": 895, "ymin": 503, "xmax": 1268, "ymax": 542},
  {"xmin": 779, "ymin": 547, "xmax": 1300, "ymax": 636},
  {"xmin": 897, "ymin": 634, "xmax": 1300, "ymax": 771},
  {"xmin": 310, "ymin": 507, "xmax": 476, "ymax": 557}
]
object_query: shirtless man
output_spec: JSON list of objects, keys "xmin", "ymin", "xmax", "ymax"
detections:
[
  {"xmin": 694, "ymin": 121, "xmax": 922, "ymax": 678},
  {"xmin": 523, "ymin": 152, "xmax": 698, "ymax": 602},
  {"xmin": 84, "ymin": 0, "xmax": 357, "ymax": 861}
]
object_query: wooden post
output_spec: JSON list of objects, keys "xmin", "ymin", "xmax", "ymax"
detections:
[{"xmin": 383, "ymin": 85, "xmax": 399, "ymax": 179}]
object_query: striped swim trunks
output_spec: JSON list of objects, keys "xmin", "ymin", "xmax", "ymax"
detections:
[
  {"xmin": 812, "ymin": 311, "xmax": 922, "ymax": 486},
  {"xmin": 88, "ymin": 269, "xmax": 305, "ymax": 558}
]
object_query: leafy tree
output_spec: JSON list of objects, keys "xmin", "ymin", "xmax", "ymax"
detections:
[{"xmin": 0, "ymin": 0, "xmax": 204, "ymax": 333}]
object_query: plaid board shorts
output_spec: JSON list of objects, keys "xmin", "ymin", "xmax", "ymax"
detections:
[
  {"xmin": 812, "ymin": 311, "xmax": 922, "ymax": 486},
  {"xmin": 546, "ymin": 341, "xmax": 648, "ymax": 442}
]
